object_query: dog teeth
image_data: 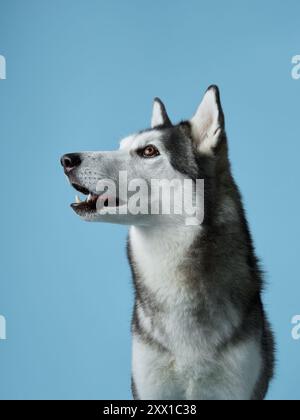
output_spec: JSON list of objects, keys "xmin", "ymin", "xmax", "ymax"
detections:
[{"xmin": 75, "ymin": 193, "xmax": 94, "ymax": 204}]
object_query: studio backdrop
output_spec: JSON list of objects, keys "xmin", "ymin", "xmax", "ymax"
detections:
[{"xmin": 0, "ymin": 0, "xmax": 300, "ymax": 400}]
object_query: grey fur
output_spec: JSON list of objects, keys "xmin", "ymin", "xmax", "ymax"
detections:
[{"xmin": 61, "ymin": 85, "xmax": 275, "ymax": 400}]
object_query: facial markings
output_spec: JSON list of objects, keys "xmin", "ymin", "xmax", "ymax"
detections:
[
  {"xmin": 119, "ymin": 135, "xmax": 135, "ymax": 151},
  {"xmin": 119, "ymin": 130, "xmax": 165, "ymax": 159}
]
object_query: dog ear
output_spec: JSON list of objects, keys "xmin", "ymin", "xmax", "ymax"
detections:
[
  {"xmin": 190, "ymin": 85, "xmax": 225, "ymax": 155},
  {"xmin": 151, "ymin": 98, "xmax": 172, "ymax": 128}
]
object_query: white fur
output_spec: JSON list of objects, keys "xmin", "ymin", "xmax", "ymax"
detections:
[
  {"xmin": 119, "ymin": 131, "xmax": 162, "ymax": 153},
  {"xmin": 151, "ymin": 100, "xmax": 165, "ymax": 128},
  {"xmin": 130, "ymin": 225, "xmax": 262, "ymax": 400},
  {"xmin": 130, "ymin": 225, "xmax": 200, "ymax": 304},
  {"xmin": 132, "ymin": 336, "xmax": 184, "ymax": 400},
  {"xmin": 132, "ymin": 333, "xmax": 262, "ymax": 400},
  {"xmin": 119, "ymin": 134, "xmax": 135, "ymax": 150},
  {"xmin": 191, "ymin": 87, "xmax": 222, "ymax": 155}
]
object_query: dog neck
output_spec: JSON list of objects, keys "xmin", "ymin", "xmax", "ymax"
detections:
[{"xmin": 129, "ymin": 224, "xmax": 202, "ymax": 304}]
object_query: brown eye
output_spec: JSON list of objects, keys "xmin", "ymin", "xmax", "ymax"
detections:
[{"xmin": 141, "ymin": 145, "xmax": 160, "ymax": 158}]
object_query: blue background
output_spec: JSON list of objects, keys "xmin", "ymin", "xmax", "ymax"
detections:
[{"xmin": 0, "ymin": 0, "xmax": 299, "ymax": 400}]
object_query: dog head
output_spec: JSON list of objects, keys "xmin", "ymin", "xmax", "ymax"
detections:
[{"xmin": 61, "ymin": 85, "xmax": 226, "ymax": 226}]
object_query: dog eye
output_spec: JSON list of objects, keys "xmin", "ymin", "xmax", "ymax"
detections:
[{"xmin": 140, "ymin": 145, "xmax": 160, "ymax": 158}]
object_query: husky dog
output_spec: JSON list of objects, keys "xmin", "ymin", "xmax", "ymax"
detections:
[{"xmin": 61, "ymin": 86, "xmax": 275, "ymax": 400}]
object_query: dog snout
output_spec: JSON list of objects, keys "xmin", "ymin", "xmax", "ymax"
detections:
[{"xmin": 60, "ymin": 153, "xmax": 82, "ymax": 173}]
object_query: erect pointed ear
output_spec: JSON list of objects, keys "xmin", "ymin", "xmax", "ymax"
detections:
[
  {"xmin": 190, "ymin": 85, "xmax": 225, "ymax": 155},
  {"xmin": 151, "ymin": 97, "xmax": 172, "ymax": 129}
]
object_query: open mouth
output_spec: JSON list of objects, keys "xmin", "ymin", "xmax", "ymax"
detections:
[{"xmin": 70, "ymin": 183, "xmax": 121, "ymax": 215}]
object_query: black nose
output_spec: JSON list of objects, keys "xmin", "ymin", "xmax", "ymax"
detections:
[{"xmin": 60, "ymin": 153, "xmax": 82, "ymax": 172}]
